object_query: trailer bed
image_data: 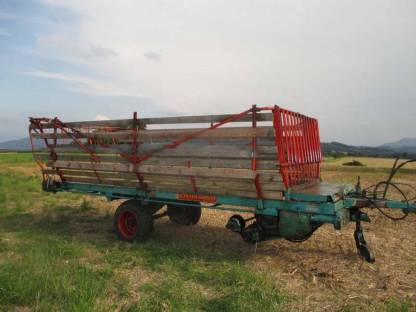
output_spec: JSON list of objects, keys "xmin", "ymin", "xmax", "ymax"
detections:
[{"xmin": 29, "ymin": 106, "xmax": 322, "ymax": 200}]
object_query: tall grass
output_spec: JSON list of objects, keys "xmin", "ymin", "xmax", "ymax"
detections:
[
  {"xmin": 0, "ymin": 238, "xmax": 112, "ymax": 311},
  {"xmin": 0, "ymin": 152, "xmax": 34, "ymax": 164}
]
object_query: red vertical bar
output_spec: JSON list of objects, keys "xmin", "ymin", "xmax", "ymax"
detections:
[
  {"xmin": 311, "ymin": 119, "xmax": 320, "ymax": 178},
  {"xmin": 314, "ymin": 119, "xmax": 322, "ymax": 177},
  {"xmin": 273, "ymin": 106, "xmax": 289, "ymax": 188},
  {"xmin": 281, "ymin": 109, "xmax": 291, "ymax": 187},
  {"xmin": 296, "ymin": 114, "xmax": 304, "ymax": 163},
  {"xmin": 293, "ymin": 112, "xmax": 301, "ymax": 184},
  {"xmin": 315, "ymin": 119, "xmax": 322, "ymax": 161},
  {"xmin": 293, "ymin": 113, "xmax": 304, "ymax": 183},
  {"xmin": 289, "ymin": 111, "xmax": 298, "ymax": 185},
  {"xmin": 251, "ymin": 104, "xmax": 257, "ymax": 171},
  {"xmin": 301, "ymin": 115, "xmax": 309, "ymax": 181},
  {"xmin": 304, "ymin": 118, "xmax": 314, "ymax": 180},
  {"xmin": 314, "ymin": 120, "xmax": 321, "ymax": 162},
  {"xmin": 310, "ymin": 118, "xmax": 317, "ymax": 179},
  {"xmin": 281, "ymin": 109, "xmax": 292, "ymax": 186},
  {"xmin": 304, "ymin": 117, "xmax": 313, "ymax": 180},
  {"xmin": 296, "ymin": 113, "xmax": 306, "ymax": 183}
]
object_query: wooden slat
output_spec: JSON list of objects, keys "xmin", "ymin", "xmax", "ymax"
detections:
[
  {"xmin": 50, "ymin": 161, "xmax": 258, "ymax": 180},
  {"xmin": 43, "ymin": 168, "xmax": 283, "ymax": 190},
  {"xmin": 31, "ymin": 126, "xmax": 275, "ymax": 140},
  {"xmin": 61, "ymin": 176, "xmax": 283, "ymax": 199},
  {"xmin": 116, "ymin": 137, "xmax": 276, "ymax": 146},
  {"xmin": 52, "ymin": 144, "xmax": 253, "ymax": 158},
  {"xmin": 36, "ymin": 154, "xmax": 279, "ymax": 170},
  {"xmin": 42, "ymin": 146, "xmax": 277, "ymax": 161},
  {"xmin": 62, "ymin": 175, "xmax": 257, "ymax": 192},
  {"xmin": 34, "ymin": 112, "xmax": 273, "ymax": 129}
]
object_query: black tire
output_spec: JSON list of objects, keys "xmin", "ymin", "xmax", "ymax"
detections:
[
  {"xmin": 114, "ymin": 199, "xmax": 153, "ymax": 242},
  {"xmin": 167, "ymin": 202, "xmax": 201, "ymax": 225}
]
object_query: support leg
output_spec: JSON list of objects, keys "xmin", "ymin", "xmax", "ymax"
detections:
[{"xmin": 354, "ymin": 221, "xmax": 375, "ymax": 263}]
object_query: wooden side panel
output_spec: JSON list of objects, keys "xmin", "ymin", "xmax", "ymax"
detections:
[{"xmin": 32, "ymin": 112, "xmax": 285, "ymax": 199}]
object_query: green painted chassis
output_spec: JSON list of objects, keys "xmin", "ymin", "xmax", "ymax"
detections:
[{"xmin": 50, "ymin": 181, "xmax": 416, "ymax": 231}]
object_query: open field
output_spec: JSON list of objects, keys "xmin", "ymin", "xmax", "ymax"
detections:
[{"xmin": 0, "ymin": 152, "xmax": 415, "ymax": 311}]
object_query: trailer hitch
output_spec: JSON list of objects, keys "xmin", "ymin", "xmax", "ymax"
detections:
[{"xmin": 347, "ymin": 158, "xmax": 416, "ymax": 262}]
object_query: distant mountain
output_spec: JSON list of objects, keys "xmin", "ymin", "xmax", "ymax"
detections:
[
  {"xmin": 392, "ymin": 146, "xmax": 416, "ymax": 155},
  {"xmin": 381, "ymin": 137, "xmax": 416, "ymax": 148},
  {"xmin": 0, "ymin": 137, "xmax": 33, "ymax": 151},
  {"xmin": 377, "ymin": 138, "xmax": 416, "ymax": 155},
  {"xmin": 321, "ymin": 141, "xmax": 408, "ymax": 158}
]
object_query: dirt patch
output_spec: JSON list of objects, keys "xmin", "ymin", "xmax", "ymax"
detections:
[
  {"xmin": 152, "ymin": 207, "xmax": 416, "ymax": 311},
  {"xmin": 6, "ymin": 166, "xmax": 40, "ymax": 176},
  {"xmin": 117, "ymin": 266, "xmax": 156, "ymax": 300}
]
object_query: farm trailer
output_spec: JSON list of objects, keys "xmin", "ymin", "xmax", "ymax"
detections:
[{"xmin": 29, "ymin": 106, "xmax": 416, "ymax": 262}]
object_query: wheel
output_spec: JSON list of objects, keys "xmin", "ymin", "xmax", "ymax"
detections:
[
  {"xmin": 167, "ymin": 202, "xmax": 201, "ymax": 225},
  {"xmin": 114, "ymin": 199, "xmax": 153, "ymax": 242}
]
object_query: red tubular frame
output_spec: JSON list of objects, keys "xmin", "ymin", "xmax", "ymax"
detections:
[{"xmin": 272, "ymin": 106, "xmax": 322, "ymax": 188}]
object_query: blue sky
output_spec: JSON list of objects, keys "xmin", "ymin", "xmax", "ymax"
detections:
[
  {"xmin": 0, "ymin": 0, "xmax": 156, "ymax": 143},
  {"xmin": 0, "ymin": 0, "xmax": 415, "ymax": 145}
]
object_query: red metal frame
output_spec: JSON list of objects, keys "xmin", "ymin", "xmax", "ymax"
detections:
[
  {"xmin": 272, "ymin": 106, "xmax": 322, "ymax": 188},
  {"xmin": 29, "ymin": 105, "xmax": 322, "ymax": 193}
]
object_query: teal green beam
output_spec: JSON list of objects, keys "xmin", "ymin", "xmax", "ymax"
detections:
[{"xmin": 59, "ymin": 182, "xmax": 341, "ymax": 218}]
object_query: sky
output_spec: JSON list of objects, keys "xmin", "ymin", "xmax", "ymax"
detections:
[{"xmin": 0, "ymin": 0, "xmax": 415, "ymax": 146}]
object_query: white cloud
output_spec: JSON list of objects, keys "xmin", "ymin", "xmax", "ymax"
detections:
[
  {"xmin": 94, "ymin": 114, "xmax": 110, "ymax": 121},
  {"xmin": 28, "ymin": 0, "xmax": 416, "ymax": 144},
  {"xmin": 23, "ymin": 70, "xmax": 148, "ymax": 98}
]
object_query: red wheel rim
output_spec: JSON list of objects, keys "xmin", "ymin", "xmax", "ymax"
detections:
[{"xmin": 118, "ymin": 211, "xmax": 139, "ymax": 238}]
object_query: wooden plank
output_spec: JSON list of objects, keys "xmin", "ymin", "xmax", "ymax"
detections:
[
  {"xmin": 50, "ymin": 160, "xmax": 258, "ymax": 180},
  {"xmin": 116, "ymin": 137, "xmax": 276, "ymax": 146},
  {"xmin": 34, "ymin": 112, "xmax": 273, "ymax": 129},
  {"xmin": 36, "ymin": 154, "xmax": 279, "ymax": 170},
  {"xmin": 39, "ymin": 143, "xmax": 277, "ymax": 159},
  {"xmin": 34, "ymin": 140, "xmax": 278, "ymax": 156},
  {"xmin": 52, "ymin": 144, "xmax": 253, "ymax": 158},
  {"xmin": 44, "ymin": 165, "xmax": 282, "ymax": 182},
  {"xmin": 61, "ymin": 175, "xmax": 255, "ymax": 190},
  {"xmin": 42, "ymin": 168, "xmax": 283, "ymax": 184},
  {"xmin": 60, "ymin": 176, "xmax": 283, "ymax": 199},
  {"xmin": 45, "ymin": 143, "xmax": 277, "ymax": 155},
  {"xmin": 257, "ymin": 172, "xmax": 283, "ymax": 183},
  {"xmin": 43, "ymin": 169, "xmax": 284, "ymax": 193},
  {"xmin": 31, "ymin": 126, "xmax": 275, "ymax": 140},
  {"xmin": 58, "ymin": 173, "xmax": 283, "ymax": 191}
]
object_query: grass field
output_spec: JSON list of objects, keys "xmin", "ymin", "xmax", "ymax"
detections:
[{"xmin": 0, "ymin": 152, "xmax": 415, "ymax": 311}]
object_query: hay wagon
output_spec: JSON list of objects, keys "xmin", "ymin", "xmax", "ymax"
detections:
[{"xmin": 29, "ymin": 105, "xmax": 416, "ymax": 262}]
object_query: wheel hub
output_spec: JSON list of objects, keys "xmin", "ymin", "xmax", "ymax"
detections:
[{"xmin": 118, "ymin": 211, "xmax": 138, "ymax": 238}]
